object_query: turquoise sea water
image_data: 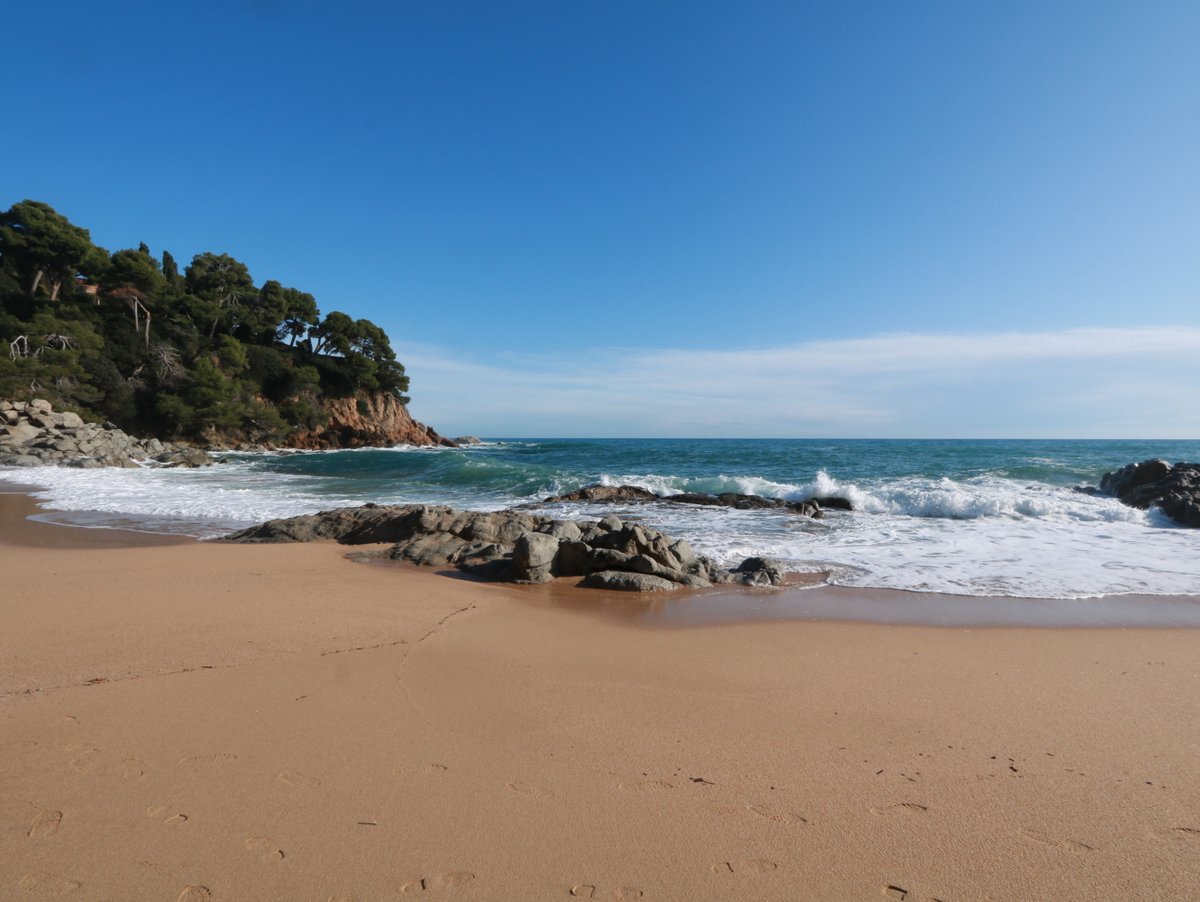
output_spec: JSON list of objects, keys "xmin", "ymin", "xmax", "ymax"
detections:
[{"xmin": 5, "ymin": 438, "xmax": 1200, "ymax": 599}]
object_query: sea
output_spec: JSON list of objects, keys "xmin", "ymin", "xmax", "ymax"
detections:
[{"xmin": 3, "ymin": 437, "xmax": 1200, "ymax": 601}]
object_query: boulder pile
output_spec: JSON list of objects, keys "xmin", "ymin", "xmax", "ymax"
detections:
[
  {"xmin": 541, "ymin": 483, "xmax": 852, "ymax": 515},
  {"xmin": 220, "ymin": 503, "xmax": 789, "ymax": 591},
  {"xmin": 1099, "ymin": 459, "xmax": 1200, "ymax": 528},
  {"xmin": 0, "ymin": 398, "xmax": 212, "ymax": 468}
]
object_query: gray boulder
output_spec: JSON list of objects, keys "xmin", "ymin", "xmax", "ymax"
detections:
[
  {"xmin": 578, "ymin": 571, "xmax": 681, "ymax": 592},
  {"xmin": 513, "ymin": 532, "xmax": 559, "ymax": 583}
]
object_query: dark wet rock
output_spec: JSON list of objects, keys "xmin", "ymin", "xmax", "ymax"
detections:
[
  {"xmin": 811, "ymin": 496, "xmax": 853, "ymax": 511},
  {"xmin": 222, "ymin": 503, "xmax": 792, "ymax": 592},
  {"xmin": 548, "ymin": 485, "xmax": 659, "ymax": 504},
  {"xmin": 1099, "ymin": 459, "xmax": 1200, "ymax": 528},
  {"xmin": 542, "ymin": 483, "xmax": 840, "ymax": 516}
]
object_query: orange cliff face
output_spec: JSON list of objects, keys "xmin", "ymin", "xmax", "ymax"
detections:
[{"xmin": 286, "ymin": 391, "xmax": 457, "ymax": 449}]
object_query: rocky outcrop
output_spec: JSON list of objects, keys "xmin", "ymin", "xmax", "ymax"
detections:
[
  {"xmin": 454, "ymin": 436, "xmax": 484, "ymax": 445},
  {"xmin": 0, "ymin": 399, "xmax": 212, "ymax": 469},
  {"xmin": 286, "ymin": 391, "xmax": 457, "ymax": 450},
  {"xmin": 542, "ymin": 483, "xmax": 850, "ymax": 516},
  {"xmin": 1099, "ymin": 460, "xmax": 1200, "ymax": 528},
  {"xmin": 220, "ymin": 503, "xmax": 791, "ymax": 591}
]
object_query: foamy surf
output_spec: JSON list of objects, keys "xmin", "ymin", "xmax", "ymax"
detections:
[{"xmin": 4, "ymin": 436, "xmax": 1199, "ymax": 599}]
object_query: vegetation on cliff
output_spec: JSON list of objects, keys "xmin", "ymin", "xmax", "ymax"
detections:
[{"xmin": 0, "ymin": 199, "xmax": 410, "ymax": 444}]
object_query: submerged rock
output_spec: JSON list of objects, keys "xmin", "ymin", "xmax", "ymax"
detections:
[
  {"xmin": 220, "ymin": 503, "xmax": 794, "ymax": 592},
  {"xmin": 1099, "ymin": 459, "xmax": 1200, "ymax": 528}
]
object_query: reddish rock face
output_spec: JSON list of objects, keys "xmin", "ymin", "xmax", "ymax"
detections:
[{"xmin": 286, "ymin": 392, "xmax": 456, "ymax": 449}]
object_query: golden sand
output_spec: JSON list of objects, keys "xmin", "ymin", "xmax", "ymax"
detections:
[{"xmin": 2, "ymin": 490, "xmax": 1199, "ymax": 900}]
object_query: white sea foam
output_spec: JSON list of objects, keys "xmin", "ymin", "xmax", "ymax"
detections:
[{"xmin": 4, "ymin": 459, "xmax": 1199, "ymax": 599}]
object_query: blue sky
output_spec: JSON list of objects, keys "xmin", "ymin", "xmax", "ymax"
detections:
[{"xmin": 5, "ymin": 1, "xmax": 1198, "ymax": 436}]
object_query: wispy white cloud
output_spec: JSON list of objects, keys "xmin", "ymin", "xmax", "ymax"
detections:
[{"xmin": 395, "ymin": 327, "xmax": 1200, "ymax": 438}]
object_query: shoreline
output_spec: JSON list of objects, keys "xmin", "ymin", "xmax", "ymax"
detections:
[
  {"xmin": 3, "ymin": 488, "xmax": 1200, "ymax": 898},
  {"xmin": 8, "ymin": 483, "xmax": 1200, "ymax": 630}
]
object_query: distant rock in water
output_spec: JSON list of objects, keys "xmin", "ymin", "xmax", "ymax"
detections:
[
  {"xmin": 1099, "ymin": 460, "xmax": 1200, "ymax": 528},
  {"xmin": 454, "ymin": 435, "xmax": 484, "ymax": 445},
  {"xmin": 219, "ymin": 503, "xmax": 791, "ymax": 592},
  {"xmin": 542, "ymin": 483, "xmax": 849, "ymax": 516}
]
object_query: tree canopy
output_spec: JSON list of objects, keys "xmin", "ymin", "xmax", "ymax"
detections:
[{"xmin": 0, "ymin": 199, "xmax": 411, "ymax": 443}]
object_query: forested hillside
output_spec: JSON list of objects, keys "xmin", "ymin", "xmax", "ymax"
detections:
[{"xmin": 0, "ymin": 200, "xmax": 409, "ymax": 444}]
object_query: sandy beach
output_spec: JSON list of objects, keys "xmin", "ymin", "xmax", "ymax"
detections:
[{"xmin": 3, "ymin": 491, "xmax": 1200, "ymax": 901}]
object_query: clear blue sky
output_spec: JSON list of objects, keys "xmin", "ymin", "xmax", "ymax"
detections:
[{"xmin": 5, "ymin": 1, "xmax": 1198, "ymax": 436}]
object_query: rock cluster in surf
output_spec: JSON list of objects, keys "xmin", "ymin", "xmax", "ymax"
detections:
[
  {"xmin": 541, "ymin": 483, "xmax": 852, "ymax": 514},
  {"xmin": 1099, "ymin": 459, "xmax": 1200, "ymax": 528},
  {"xmin": 219, "ymin": 503, "xmax": 789, "ymax": 591},
  {"xmin": 0, "ymin": 398, "xmax": 212, "ymax": 469}
]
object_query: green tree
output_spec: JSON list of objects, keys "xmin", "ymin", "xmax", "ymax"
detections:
[
  {"xmin": 184, "ymin": 252, "xmax": 255, "ymax": 339},
  {"xmin": 0, "ymin": 200, "xmax": 100, "ymax": 300}
]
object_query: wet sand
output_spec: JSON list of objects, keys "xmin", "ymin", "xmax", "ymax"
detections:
[{"xmin": 3, "ymin": 490, "xmax": 1200, "ymax": 900}]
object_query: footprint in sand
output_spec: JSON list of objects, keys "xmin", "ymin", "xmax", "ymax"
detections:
[
  {"xmin": 244, "ymin": 836, "xmax": 285, "ymax": 861},
  {"xmin": 505, "ymin": 781, "xmax": 553, "ymax": 799},
  {"xmin": 569, "ymin": 884, "xmax": 642, "ymax": 898},
  {"xmin": 400, "ymin": 872, "xmax": 476, "ymax": 892},
  {"xmin": 618, "ymin": 779, "xmax": 674, "ymax": 792},
  {"xmin": 177, "ymin": 887, "xmax": 211, "ymax": 902},
  {"xmin": 28, "ymin": 810, "xmax": 62, "ymax": 838},
  {"xmin": 871, "ymin": 802, "xmax": 929, "ymax": 816},
  {"xmin": 17, "ymin": 873, "xmax": 82, "ymax": 896},
  {"xmin": 392, "ymin": 762, "xmax": 449, "ymax": 778},
  {"xmin": 1019, "ymin": 828, "xmax": 1096, "ymax": 853},
  {"xmin": 712, "ymin": 859, "xmax": 779, "ymax": 874},
  {"xmin": 67, "ymin": 749, "xmax": 100, "ymax": 773},
  {"xmin": 278, "ymin": 771, "xmax": 321, "ymax": 788},
  {"xmin": 746, "ymin": 803, "xmax": 808, "ymax": 825},
  {"xmin": 145, "ymin": 806, "xmax": 188, "ymax": 825},
  {"xmin": 179, "ymin": 753, "xmax": 238, "ymax": 770}
]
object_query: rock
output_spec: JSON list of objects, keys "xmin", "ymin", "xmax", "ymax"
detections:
[
  {"xmin": 59, "ymin": 411, "xmax": 85, "ymax": 429},
  {"xmin": 285, "ymin": 390, "xmax": 456, "ymax": 449},
  {"xmin": 541, "ymin": 520, "xmax": 582, "ymax": 541},
  {"xmin": 543, "ymin": 483, "xmax": 835, "ymax": 516},
  {"xmin": 729, "ymin": 557, "xmax": 786, "ymax": 587},
  {"xmin": 28, "ymin": 399, "xmax": 52, "ymax": 414},
  {"xmin": 454, "ymin": 436, "xmax": 484, "ymax": 445},
  {"xmin": 2, "ymin": 423, "xmax": 40, "ymax": 444},
  {"xmin": 513, "ymin": 532, "xmax": 559, "ymax": 582},
  {"xmin": 221, "ymin": 503, "xmax": 792, "ymax": 593},
  {"xmin": 578, "ymin": 571, "xmax": 681, "ymax": 592},
  {"xmin": 598, "ymin": 514, "xmax": 623, "ymax": 531},
  {"xmin": 546, "ymin": 485, "xmax": 659, "ymax": 504},
  {"xmin": 811, "ymin": 496, "xmax": 852, "ymax": 511},
  {"xmin": 1098, "ymin": 460, "xmax": 1200, "ymax": 528},
  {"xmin": 0, "ymin": 453, "xmax": 42, "ymax": 467}
]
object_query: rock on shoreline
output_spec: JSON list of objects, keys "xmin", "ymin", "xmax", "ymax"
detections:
[
  {"xmin": 220, "ymin": 503, "xmax": 790, "ymax": 591},
  {"xmin": 1099, "ymin": 459, "xmax": 1200, "ymax": 528},
  {"xmin": 0, "ymin": 399, "xmax": 212, "ymax": 469}
]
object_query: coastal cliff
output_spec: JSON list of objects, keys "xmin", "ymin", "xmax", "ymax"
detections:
[{"xmin": 286, "ymin": 391, "xmax": 456, "ymax": 449}]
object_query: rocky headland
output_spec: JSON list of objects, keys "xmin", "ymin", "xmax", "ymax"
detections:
[
  {"xmin": 1, "ymin": 399, "xmax": 212, "ymax": 468},
  {"xmin": 1098, "ymin": 459, "xmax": 1200, "ymax": 528},
  {"xmin": 220, "ymin": 503, "xmax": 793, "ymax": 591},
  {"xmin": 286, "ymin": 391, "xmax": 456, "ymax": 450}
]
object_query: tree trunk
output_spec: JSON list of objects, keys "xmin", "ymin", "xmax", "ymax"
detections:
[
  {"xmin": 29, "ymin": 269, "xmax": 44, "ymax": 297},
  {"xmin": 49, "ymin": 278, "xmax": 62, "ymax": 301}
]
